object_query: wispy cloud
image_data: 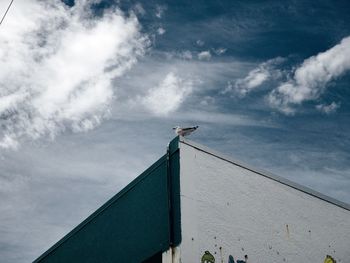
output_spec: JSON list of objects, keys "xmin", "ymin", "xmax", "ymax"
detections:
[
  {"xmin": 226, "ymin": 36, "xmax": 350, "ymax": 114},
  {"xmin": 231, "ymin": 68, "xmax": 269, "ymax": 96},
  {"xmin": 132, "ymin": 3, "xmax": 146, "ymax": 16},
  {"xmin": 0, "ymin": 0, "xmax": 148, "ymax": 149},
  {"xmin": 316, "ymin": 102, "xmax": 340, "ymax": 114},
  {"xmin": 179, "ymin": 50, "xmax": 193, "ymax": 60},
  {"xmin": 268, "ymin": 36, "xmax": 350, "ymax": 114},
  {"xmin": 106, "ymin": 56, "xmax": 254, "ymax": 122},
  {"xmin": 155, "ymin": 4, "xmax": 167, "ymax": 19},
  {"xmin": 213, "ymin": 48, "xmax": 227, "ymax": 56},
  {"xmin": 224, "ymin": 57, "xmax": 285, "ymax": 96},
  {"xmin": 142, "ymin": 72, "xmax": 193, "ymax": 116}
]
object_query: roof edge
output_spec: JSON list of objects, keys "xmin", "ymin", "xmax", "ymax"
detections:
[
  {"xmin": 33, "ymin": 154, "xmax": 168, "ymax": 262},
  {"xmin": 179, "ymin": 136, "xmax": 350, "ymax": 212}
]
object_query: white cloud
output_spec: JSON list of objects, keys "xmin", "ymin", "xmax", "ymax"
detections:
[
  {"xmin": 268, "ymin": 36, "xmax": 350, "ymax": 114},
  {"xmin": 0, "ymin": 0, "xmax": 148, "ymax": 148},
  {"xmin": 160, "ymin": 50, "xmax": 193, "ymax": 60},
  {"xmin": 157, "ymin": 27, "xmax": 166, "ymax": 35},
  {"xmin": 234, "ymin": 68, "xmax": 270, "ymax": 95},
  {"xmin": 0, "ymin": 1, "xmax": 11, "ymax": 18},
  {"xmin": 198, "ymin": 50, "xmax": 211, "ymax": 60},
  {"xmin": 214, "ymin": 48, "xmax": 227, "ymax": 55},
  {"xmin": 179, "ymin": 50, "xmax": 193, "ymax": 60},
  {"xmin": 143, "ymin": 72, "xmax": 193, "ymax": 116},
  {"xmin": 224, "ymin": 57, "xmax": 284, "ymax": 96},
  {"xmin": 316, "ymin": 102, "xmax": 340, "ymax": 114},
  {"xmin": 0, "ymin": 134, "xmax": 19, "ymax": 149}
]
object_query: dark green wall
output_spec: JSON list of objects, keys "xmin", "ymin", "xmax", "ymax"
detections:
[{"xmin": 34, "ymin": 137, "xmax": 181, "ymax": 263}]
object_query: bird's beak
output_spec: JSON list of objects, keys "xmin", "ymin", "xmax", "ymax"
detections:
[{"xmin": 172, "ymin": 127, "xmax": 176, "ymax": 129}]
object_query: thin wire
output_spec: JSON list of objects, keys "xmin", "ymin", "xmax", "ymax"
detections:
[{"xmin": 0, "ymin": 0, "xmax": 14, "ymax": 26}]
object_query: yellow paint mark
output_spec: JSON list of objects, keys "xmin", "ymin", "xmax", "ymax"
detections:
[{"xmin": 324, "ymin": 255, "xmax": 336, "ymax": 263}]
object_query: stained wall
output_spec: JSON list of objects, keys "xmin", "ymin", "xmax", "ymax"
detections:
[{"xmin": 178, "ymin": 140, "xmax": 350, "ymax": 263}]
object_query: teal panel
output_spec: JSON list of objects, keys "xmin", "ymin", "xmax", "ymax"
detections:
[
  {"xmin": 168, "ymin": 137, "xmax": 181, "ymax": 246},
  {"xmin": 34, "ymin": 156, "xmax": 171, "ymax": 263}
]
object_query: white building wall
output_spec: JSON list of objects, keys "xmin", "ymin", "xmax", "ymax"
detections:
[{"xmin": 177, "ymin": 141, "xmax": 350, "ymax": 263}]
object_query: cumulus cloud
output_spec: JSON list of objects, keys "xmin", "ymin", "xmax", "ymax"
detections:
[
  {"xmin": 143, "ymin": 72, "xmax": 193, "ymax": 116},
  {"xmin": 268, "ymin": 36, "xmax": 350, "ymax": 114},
  {"xmin": 224, "ymin": 57, "xmax": 285, "ymax": 96},
  {"xmin": 198, "ymin": 51, "xmax": 211, "ymax": 60},
  {"xmin": 316, "ymin": 102, "xmax": 340, "ymax": 114},
  {"xmin": 0, "ymin": 0, "xmax": 148, "ymax": 148}
]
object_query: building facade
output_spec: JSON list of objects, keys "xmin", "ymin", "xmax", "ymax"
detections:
[{"xmin": 34, "ymin": 137, "xmax": 350, "ymax": 263}]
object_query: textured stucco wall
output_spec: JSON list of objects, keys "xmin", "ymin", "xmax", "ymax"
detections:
[{"xmin": 178, "ymin": 142, "xmax": 350, "ymax": 263}]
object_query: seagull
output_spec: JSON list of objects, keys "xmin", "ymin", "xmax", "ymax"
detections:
[{"xmin": 173, "ymin": 125, "xmax": 199, "ymax": 136}]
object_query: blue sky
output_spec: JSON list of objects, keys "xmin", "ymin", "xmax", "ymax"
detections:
[{"xmin": 0, "ymin": 0, "xmax": 349, "ymax": 262}]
